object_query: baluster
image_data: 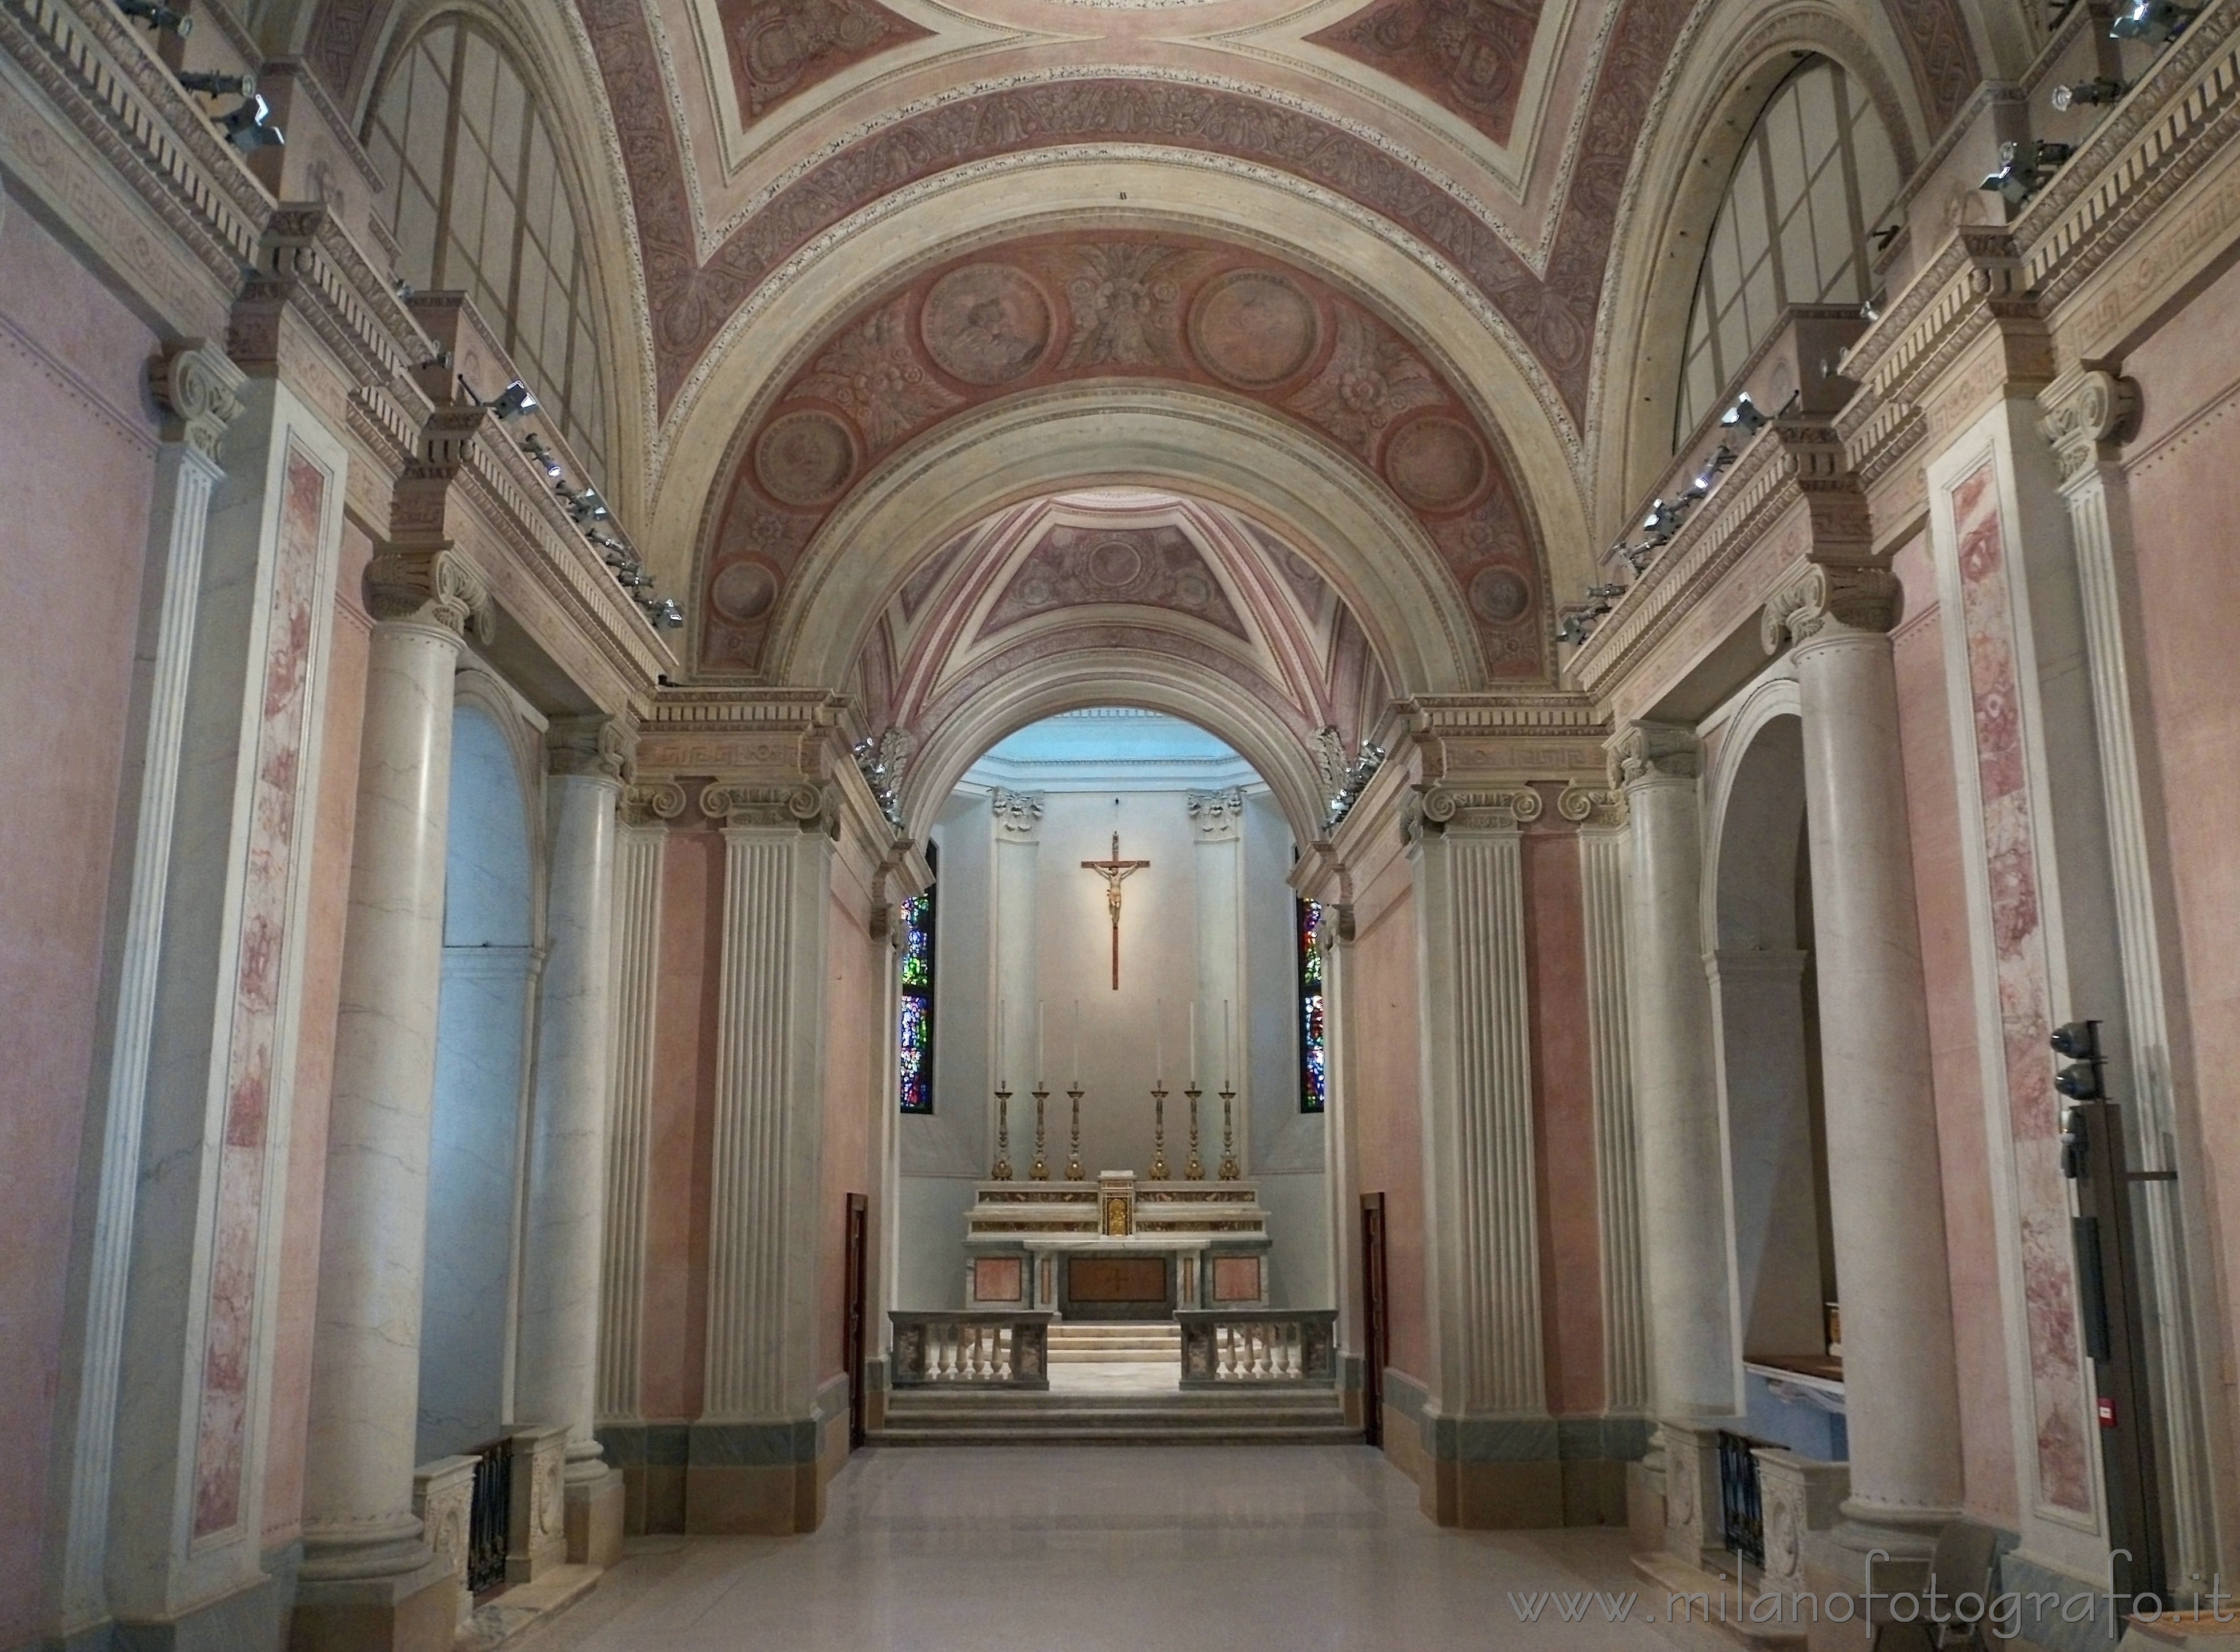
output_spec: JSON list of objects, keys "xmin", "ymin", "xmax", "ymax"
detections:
[{"xmin": 997, "ymin": 1324, "xmax": 1014, "ymax": 1382}]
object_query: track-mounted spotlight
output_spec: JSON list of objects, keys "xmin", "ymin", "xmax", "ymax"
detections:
[
  {"xmin": 2109, "ymin": 0, "xmax": 2198, "ymax": 42},
  {"xmin": 2051, "ymin": 77, "xmax": 2125, "ymax": 110},
  {"xmin": 521, "ymin": 435, "xmax": 562, "ymax": 480},
  {"xmin": 176, "ymin": 70, "xmax": 254, "ymax": 95},
  {"xmin": 219, "ymin": 92, "xmax": 284, "ymax": 150},
  {"xmin": 1721, "ymin": 392, "xmax": 1771, "ymax": 435},
  {"xmin": 485, "ymin": 380, "xmax": 538, "ymax": 421},
  {"xmin": 562, "ymin": 486, "xmax": 608, "ymax": 524},
  {"xmin": 1981, "ymin": 139, "xmax": 2073, "ymax": 207},
  {"xmin": 115, "ymin": 0, "xmax": 190, "ymax": 33}
]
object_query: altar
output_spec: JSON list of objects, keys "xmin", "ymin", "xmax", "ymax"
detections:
[{"xmin": 963, "ymin": 1171, "xmax": 1272, "ymax": 1321}]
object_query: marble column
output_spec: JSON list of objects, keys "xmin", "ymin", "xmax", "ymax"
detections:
[
  {"xmin": 296, "ymin": 550, "xmax": 490, "ymax": 1650},
  {"xmin": 1408, "ymin": 786, "xmax": 1550, "ymax": 1526},
  {"xmin": 515, "ymin": 717, "xmax": 631, "ymax": 1567},
  {"xmin": 691, "ymin": 781, "xmax": 835, "ymax": 1534},
  {"xmin": 2040, "ymin": 368, "xmax": 2219, "ymax": 1581},
  {"xmin": 1562, "ymin": 784, "xmax": 1650, "ymax": 1416},
  {"xmin": 1614, "ymin": 723, "xmax": 1740, "ymax": 1422},
  {"xmin": 1765, "ymin": 564, "xmax": 1962, "ymax": 1547}
]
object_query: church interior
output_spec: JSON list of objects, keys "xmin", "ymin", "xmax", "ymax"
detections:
[{"xmin": 4, "ymin": 0, "xmax": 2240, "ymax": 1641}]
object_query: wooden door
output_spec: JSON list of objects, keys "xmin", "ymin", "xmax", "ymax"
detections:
[
  {"xmin": 1360, "ymin": 1193, "xmax": 1389, "ymax": 1447},
  {"xmin": 843, "ymin": 1192, "xmax": 869, "ymax": 1449}
]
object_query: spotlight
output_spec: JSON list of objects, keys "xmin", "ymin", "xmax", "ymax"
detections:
[
  {"xmin": 616, "ymin": 569, "xmax": 652, "ymax": 590},
  {"xmin": 648, "ymin": 598, "xmax": 685, "ymax": 629},
  {"xmin": 1721, "ymin": 393, "xmax": 1771, "ymax": 435},
  {"xmin": 562, "ymin": 486, "xmax": 608, "ymax": 524},
  {"xmin": 1641, "ymin": 498, "xmax": 1682, "ymax": 543},
  {"xmin": 2051, "ymin": 1019, "xmax": 2107, "ymax": 1102},
  {"xmin": 394, "ymin": 276, "xmax": 415, "ymax": 300},
  {"xmin": 2051, "ymin": 77, "xmax": 2126, "ymax": 110},
  {"xmin": 176, "ymin": 70, "xmax": 254, "ymax": 95},
  {"xmin": 2109, "ymin": 0, "xmax": 2198, "ymax": 41},
  {"xmin": 1586, "ymin": 584, "xmax": 1625, "ymax": 603},
  {"xmin": 485, "ymin": 380, "xmax": 538, "ymax": 421},
  {"xmin": 1870, "ymin": 222, "xmax": 1903, "ymax": 250},
  {"xmin": 115, "ymin": 0, "xmax": 190, "ymax": 33},
  {"xmin": 1981, "ymin": 139, "xmax": 2073, "ymax": 207},
  {"xmin": 1704, "ymin": 443, "xmax": 1738, "ymax": 473},
  {"xmin": 1621, "ymin": 542, "xmax": 1655, "ymax": 574},
  {"xmin": 1556, "ymin": 612, "xmax": 1595, "ymax": 646},
  {"xmin": 219, "ymin": 92, "xmax": 283, "ymax": 151},
  {"xmin": 1860, "ymin": 298, "xmax": 1880, "ymax": 323},
  {"xmin": 587, "ymin": 531, "xmax": 635, "ymax": 568},
  {"xmin": 521, "ymin": 435, "xmax": 563, "ymax": 480}
]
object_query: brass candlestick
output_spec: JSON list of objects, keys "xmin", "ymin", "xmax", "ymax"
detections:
[
  {"xmin": 1217, "ymin": 1084, "xmax": 1240, "ymax": 1181},
  {"xmin": 1183, "ymin": 1083, "xmax": 1205, "ymax": 1181},
  {"xmin": 991, "ymin": 1084, "xmax": 1013, "ymax": 1181},
  {"xmin": 1065, "ymin": 1085, "xmax": 1085, "ymax": 1181},
  {"xmin": 1149, "ymin": 1085, "xmax": 1169, "ymax": 1180},
  {"xmin": 1029, "ymin": 1084, "xmax": 1051, "ymax": 1181}
]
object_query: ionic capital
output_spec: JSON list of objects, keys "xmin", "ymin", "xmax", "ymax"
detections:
[
  {"xmin": 1760, "ymin": 564, "xmax": 1900, "ymax": 655},
  {"xmin": 1405, "ymin": 784, "xmax": 1542, "ymax": 839},
  {"xmin": 149, "ymin": 340, "xmax": 245, "ymax": 461},
  {"xmin": 1609, "ymin": 721, "xmax": 1700, "ymax": 788},
  {"xmin": 619, "ymin": 781, "xmax": 687, "ymax": 827},
  {"xmin": 547, "ymin": 715, "xmax": 636, "ymax": 784},
  {"xmin": 701, "ymin": 779, "xmax": 831, "ymax": 831},
  {"xmin": 365, "ymin": 547, "xmax": 494, "ymax": 643},
  {"xmin": 1556, "ymin": 784, "xmax": 1629, "ymax": 829},
  {"xmin": 2037, "ymin": 366, "xmax": 2139, "ymax": 487}
]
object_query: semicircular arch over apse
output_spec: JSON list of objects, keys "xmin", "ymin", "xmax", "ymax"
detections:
[{"xmin": 698, "ymin": 230, "xmax": 1549, "ymax": 685}]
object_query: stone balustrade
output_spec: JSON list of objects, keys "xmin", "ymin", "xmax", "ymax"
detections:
[
  {"xmin": 889, "ymin": 1312, "xmax": 1054, "ymax": 1388},
  {"xmin": 1176, "ymin": 1310, "xmax": 1338, "ymax": 1386}
]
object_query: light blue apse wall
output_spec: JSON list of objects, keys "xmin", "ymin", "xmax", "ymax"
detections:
[{"xmin": 418, "ymin": 702, "xmax": 539, "ymax": 1462}]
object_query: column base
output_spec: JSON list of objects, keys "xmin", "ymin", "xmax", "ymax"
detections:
[
  {"xmin": 1379, "ymin": 1375, "xmax": 1650, "ymax": 1529},
  {"xmin": 684, "ymin": 1385, "xmax": 851, "ymax": 1535},
  {"xmin": 287, "ymin": 1557, "xmax": 456, "ymax": 1652},
  {"xmin": 111, "ymin": 1573, "xmax": 280, "ymax": 1652},
  {"xmin": 565, "ymin": 1467, "xmax": 626, "ymax": 1567}
]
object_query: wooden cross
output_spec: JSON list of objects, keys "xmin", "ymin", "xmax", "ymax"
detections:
[{"xmin": 1081, "ymin": 831, "xmax": 1151, "ymax": 991}]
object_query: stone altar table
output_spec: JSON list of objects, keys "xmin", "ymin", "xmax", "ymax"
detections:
[{"xmin": 963, "ymin": 1171, "xmax": 1273, "ymax": 1320}]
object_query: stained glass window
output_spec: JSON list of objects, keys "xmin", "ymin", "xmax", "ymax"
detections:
[
  {"xmin": 899, "ymin": 843, "xmax": 937, "ymax": 1113},
  {"xmin": 1298, "ymin": 897, "xmax": 1327, "ymax": 1114}
]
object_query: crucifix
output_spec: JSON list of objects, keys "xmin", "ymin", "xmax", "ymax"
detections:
[{"xmin": 1081, "ymin": 830, "xmax": 1151, "ymax": 990}]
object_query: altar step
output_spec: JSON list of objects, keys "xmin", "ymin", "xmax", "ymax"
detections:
[
  {"xmin": 872, "ymin": 1386, "xmax": 1358, "ymax": 1446},
  {"xmin": 1045, "ymin": 1323, "xmax": 1182, "ymax": 1363}
]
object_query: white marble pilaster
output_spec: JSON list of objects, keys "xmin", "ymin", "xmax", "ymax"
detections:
[
  {"xmin": 1563, "ymin": 786, "xmax": 1650, "ymax": 1414},
  {"xmin": 515, "ymin": 718, "xmax": 628, "ymax": 1556},
  {"xmin": 988, "ymin": 790, "xmax": 1041, "ymax": 1162},
  {"xmin": 1766, "ymin": 564, "xmax": 1962, "ymax": 1546},
  {"xmin": 1188, "ymin": 788, "xmax": 1247, "ymax": 1168},
  {"xmin": 1614, "ymin": 724, "xmax": 1741, "ymax": 1421},
  {"xmin": 299, "ymin": 549, "xmax": 490, "ymax": 1601},
  {"xmin": 1409, "ymin": 788, "xmax": 1546, "ymax": 1418},
  {"xmin": 597, "ymin": 787, "xmax": 678, "ymax": 1425}
]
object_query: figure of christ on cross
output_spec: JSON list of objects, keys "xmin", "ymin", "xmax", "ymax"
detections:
[{"xmin": 1081, "ymin": 831, "xmax": 1151, "ymax": 991}]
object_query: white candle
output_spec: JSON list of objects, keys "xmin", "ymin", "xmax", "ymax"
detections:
[
  {"xmin": 1155, "ymin": 1000, "xmax": 1164, "ymax": 1088},
  {"xmin": 1037, "ymin": 1000, "xmax": 1046, "ymax": 1085},
  {"xmin": 1072, "ymin": 1000, "xmax": 1081, "ymax": 1088},
  {"xmin": 1189, "ymin": 1001, "xmax": 1198, "ymax": 1085},
  {"xmin": 997, "ymin": 999, "xmax": 1007, "ymax": 1091},
  {"xmin": 1224, "ymin": 999, "xmax": 1233, "ymax": 1090}
]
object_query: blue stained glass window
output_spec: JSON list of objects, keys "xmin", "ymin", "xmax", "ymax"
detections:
[
  {"xmin": 899, "ymin": 843, "xmax": 937, "ymax": 1113},
  {"xmin": 1298, "ymin": 897, "xmax": 1327, "ymax": 1113}
]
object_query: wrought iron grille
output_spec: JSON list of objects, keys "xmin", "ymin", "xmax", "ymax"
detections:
[
  {"xmin": 467, "ymin": 1437, "xmax": 512, "ymax": 1595},
  {"xmin": 1717, "ymin": 1430, "xmax": 1766, "ymax": 1570}
]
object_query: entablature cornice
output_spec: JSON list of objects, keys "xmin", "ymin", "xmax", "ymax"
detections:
[
  {"xmin": 1401, "ymin": 692, "xmax": 1611, "ymax": 791},
  {"xmin": 634, "ymin": 688, "xmax": 851, "ymax": 782}
]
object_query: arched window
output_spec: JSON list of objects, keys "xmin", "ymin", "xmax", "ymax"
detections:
[
  {"xmin": 1674, "ymin": 57, "xmax": 1903, "ymax": 447},
  {"xmin": 899, "ymin": 842, "xmax": 938, "ymax": 1114},
  {"xmin": 1297, "ymin": 897, "xmax": 1326, "ymax": 1114},
  {"xmin": 364, "ymin": 18, "xmax": 612, "ymax": 486}
]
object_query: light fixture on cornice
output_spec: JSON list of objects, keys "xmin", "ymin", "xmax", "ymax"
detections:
[
  {"xmin": 177, "ymin": 70, "xmax": 254, "ymax": 96},
  {"xmin": 2051, "ymin": 77, "xmax": 2126, "ymax": 110},
  {"xmin": 1641, "ymin": 498, "xmax": 1682, "ymax": 543},
  {"xmin": 521, "ymin": 435, "xmax": 562, "ymax": 480},
  {"xmin": 219, "ymin": 93, "xmax": 284, "ymax": 151},
  {"xmin": 1621, "ymin": 542, "xmax": 1656, "ymax": 574},
  {"xmin": 1586, "ymin": 584, "xmax": 1625, "ymax": 604},
  {"xmin": 562, "ymin": 486, "xmax": 608, "ymax": 524},
  {"xmin": 1555, "ymin": 612, "xmax": 1594, "ymax": 647},
  {"xmin": 587, "ymin": 530, "xmax": 634, "ymax": 569},
  {"xmin": 115, "ymin": 0, "xmax": 190, "ymax": 33},
  {"xmin": 2109, "ymin": 0, "xmax": 2198, "ymax": 42},
  {"xmin": 1981, "ymin": 139, "xmax": 2073, "ymax": 208},
  {"xmin": 486, "ymin": 380, "xmax": 538, "ymax": 421},
  {"xmin": 643, "ymin": 597, "xmax": 684, "ymax": 629},
  {"xmin": 1720, "ymin": 392, "xmax": 1771, "ymax": 435}
]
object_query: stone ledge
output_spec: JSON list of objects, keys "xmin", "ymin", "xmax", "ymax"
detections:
[
  {"xmin": 1632, "ymin": 1551, "xmax": 1808, "ymax": 1650},
  {"xmin": 456, "ymin": 1564, "xmax": 600, "ymax": 1652}
]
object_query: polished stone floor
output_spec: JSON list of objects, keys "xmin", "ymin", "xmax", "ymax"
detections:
[{"xmin": 512, "ymin": 1447, "xmax": 1704, "ymax": 1651}]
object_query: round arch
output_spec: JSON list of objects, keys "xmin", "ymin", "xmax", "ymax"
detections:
[
  {"xmin": 772, "ymin": 387, "xmax": 1489, "ymax": 699},
  {"xmin": 1593, "ymin": 5, "xmax": 1925, "ymax": 539},
  {"xmin": 642, "ymin": 153, "xmax": 1593, "ymax": 608},
  {"xmin": 900, "ymin": 651, "xmax": 1332, "ymax": 850},
  {"xmin": 1700, "ymin": 668, "xmax": 1806, "ymax": 951}
]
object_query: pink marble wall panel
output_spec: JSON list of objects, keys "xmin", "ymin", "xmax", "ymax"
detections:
[
  {"xmin": 819, "ymin": 891, "xmax": 878, "ymax": 1382},
  {"xmin": 190, "ymin": 442, "xmax": 329, "ymax": 1539},
  {"xmin": 643, "ymin": 827, "xmax": 724, "ymax": 1420},
  {"xmin": 1349, "ymin": 880, "xmax": 1429, "ymax": 1384},
  {"xmin": 261, "ymin": 524, "xmax": 372, "ymax": 1546},
  {"xmin": 1890, "ymin": 534, "xmax": 2019, "ymax": 1527},
  {"xmin": 2117, "ymin": 282, "xmax": 2240, "ymax": 1447},
  {"xmin": 1946, "ymin": 460, "xmax": 2093, "ymax": 1516},
  {"xmin": 1521, "ymin": 822, "xmax": 1605, "ymax": 1416},
  {"xmin": 0, "ymin": 203, "xmax": 158, "ymax": 1643}
]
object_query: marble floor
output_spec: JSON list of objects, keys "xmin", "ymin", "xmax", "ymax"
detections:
[{"xmin": 511, "ymin": 1447, "xmax": 1708, "ymax": 1651}]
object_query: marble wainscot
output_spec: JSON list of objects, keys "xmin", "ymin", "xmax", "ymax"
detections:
[{"xmin": 964, "ymin": 1171, "xmax": 1272, "ymax": 1318}]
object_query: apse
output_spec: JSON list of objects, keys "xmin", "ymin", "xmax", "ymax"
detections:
[{"xmin": 893, "ymin": 708, "xmax": 1332, "ymax": 1317}]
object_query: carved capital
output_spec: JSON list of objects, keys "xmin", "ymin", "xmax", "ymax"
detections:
[
  {"xmin": 1186, "ymin": 787, "xmax": 1245, "ymax": 840},
  {"xmin": 1314, "ymin": 903, "xmax": 1356, "ymax": 949},
  {"xmin": 365, "ymin": 547, "xmax": 494, "ymax": 643},
  {"xmin": 1556, "ymin": 784, "xmax": 1628, "ymax": 829},
  {"xmin": 701, "ymin": 780, "xmax": 831, "ymax": 831},
  {"xmin": 619, "ymin": 780, "xmax": 686, "ymax": 827},
  {"xmin": 1609, "ymin": 721, "xmax": 1700, "ymax": 787},
  {"xmin": 149, "ymin": 341, "xmax": 245, "ymax": 461},
  {"xmin": 2038, "ymin": 366, "xmax": 2139, "ymax": 486},
  {"xmin": 548, "ymin": 715, "xmax": 635, "ymax": 783},
  {"xmin": 1760, "ymin": 564, "xmax": 1900, "ymax": 654},
  {"xmin": 991, "ymin": 788, "xmax": 1044, "ymax": 839},
  {"xmin": 1405, "ymin": 784, "xmax": 1542, "ymax": 839}
]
